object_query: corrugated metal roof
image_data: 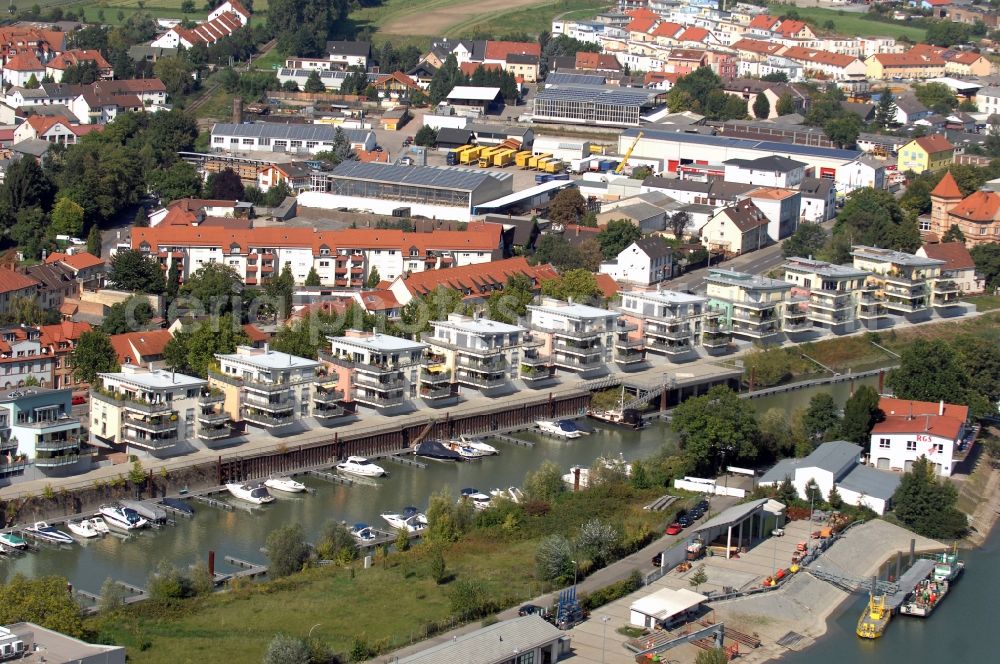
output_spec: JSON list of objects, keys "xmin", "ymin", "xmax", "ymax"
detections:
[
  {"xmin": 693, "ymin": 499, "xmax": 768, "ymax": 534},
  {"xmin": 838, "ymin": 464, "xmax": 900, "ymax": 501},
  {"xmin": 396, "ymin": 615, "xmax": 564, "ymax": 664},
  {"xmin": 622, "ymin": 127, "xmax": 861, "ymax": 160},
  {"xmin": 329, "ymin": 161, "xmax": 510, "ymax": 191},
  {"xmin": 211, "ymin": 122, "xmax": 372, "ymax": 143},
  {"xmin": 537, "ymin": 84, "xmax": 659, "ymax": 106},
  {"xmin": 546, "ymin": 72, "xmax": 606, "ymax": 86}
]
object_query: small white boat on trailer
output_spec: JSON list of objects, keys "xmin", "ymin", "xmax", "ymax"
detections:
[{"xmin": 264, "ymin": 476, "xmax": 307, "ymax": 493}]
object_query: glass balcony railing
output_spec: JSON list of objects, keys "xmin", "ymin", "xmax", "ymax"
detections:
[
  {"xmin": 122, "ymin": 430, "xmax": 178, "ymax": 450},
  {"xmin": 34, "ymin": 453, "xmax": 80, "ymax": 468},
  {"xmin": 242, "ymin": 410, "xmax": 295, "ymax": 428},
  {"xmin": 455, "ymin": 371, "xmax": 508, "ymax": 390},
  {"xmin": 353, "ymin": 392, "xmax": 406, "ymax": 409}
]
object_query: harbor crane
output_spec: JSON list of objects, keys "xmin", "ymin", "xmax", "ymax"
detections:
[{"xmin": 614, "ymin": 131, "xmax": 644, "ymax": 174}]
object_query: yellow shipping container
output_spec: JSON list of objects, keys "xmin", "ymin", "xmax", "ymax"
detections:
[
  {"xmin": 460, "ymin": 146, "xmax": 482, "ymax": 164},
  {"xmin": 515, "ymin": 150, "xmax": 533, "ymax": 168}
]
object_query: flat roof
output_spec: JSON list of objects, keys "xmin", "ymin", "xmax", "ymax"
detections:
[
  {"xmin": 621, "ymin": 289, "xmax": 706, "ymax": 305},
  {"xmin": 4, "ymin": 622, "xmax": 125, "ymax": 663},
  {"xmin": 528, "ymin": 301, "xmax": 618, "ymax": 320},
  {"xmin": 707, "ymin": 268, "xmax": 791, "ymax": 291},
  {"xmin": 630, "ymin": 587, "xmax": 706, "ymax": 619},
  {"xmin": 537, "ymin": 84, "xmax": 660, "ymax": 107},
  {"xmin": 211, "ymin": 122, "xmax": 372, "ymax": 143},
  {"xmin": 330, "ymin": 161, "xmax": 510, "ymax": 191},
  {"xmin": 622, "ymin": 127, "xmax": 862, "ymax": 160},
  {"xmin": 100, "ymin": 367, "xmax": 205, "ymax": 389},
  {"xmin": 328, "ymin": 332, "xmax": 427, "ymax": 352},
  {"xmin": 396, "ymin": 615, "xmax": 563, "ymax": 664},
  {"xmin": 783, "ymin": 257, "xmax": 869, "ymax": 278},
  {"xmin": 216, "ymin": 348, "xmax": 320, "ymax": 370},
  {"xmin": 850, "ymin": 245, "xmax": 944, "ymax": 267},
  {"xmin": 447, "ymin": 86, "xmax": 502, "ymax": 101},
  {"xmin": 434, "ymin": 316, "xmax": 526, "ymax": 335},
  {"xmin": 474, "ymin": 179, "xmax": 572, "ymax": 210},
  {"xmin": 0, "ymin": 386, "xmax": 71, "ymax": 404},
  {"xmin": 546, "ymin": 72, "xmax": 606, "ymax": 86},
  {"xmin": 693, "ymin": 498, "xmax": 769, "ymax": 535}
]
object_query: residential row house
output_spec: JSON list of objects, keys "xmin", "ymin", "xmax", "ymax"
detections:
[
  {"xmin": 0, "ymin": 326, "xmax": 56, "ymax": 389},
  {"xmin": 0, "ymin": 387, "xmax": 84, "ymax": 479},
  {"xmin": 151, "ymin": 0, "xmax": 251, "ymax": 49}
]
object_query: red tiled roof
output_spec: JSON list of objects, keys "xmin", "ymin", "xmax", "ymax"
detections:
[
  {"xmin": 878, "ymin": 397, "xmax": 968, "ymax": 421},
  {"xmin": 782, "ymin": 46, "xmax": 858, "ymax": 68},
  {"xmin": 356, "ymin": 149, "xmax": 390, "ymax": 163},
  {"xmin": 374, "ymin": 71, "xmax": 419, "ymax": 90},
  {"xmin": 644, "ymin": 71, "xmax": 681, "ymax": 86},
  {"xmin": 484, "ymin": 40, "xmax": 540, "ymax": 61},
  {"xmin": 132, "ymin": 225, "xmax": 502, "ymax": 255},
  {"xmin": 651, "ymin": 22, "xmax": 683, "ymax": 38},
  {"xmin": 627, "ymin": 17, "xmax": 658, "ymax": 33},
  {"xmin": 947, "ymin": 51, "xmax": 986, "ymax": 65},
  {"xmin": 775, "ymin": 20, "xmax": 807, "ymax": 37},
  {"xmin": 575, "ymin": 52, "xmax": 620, "ymax": 71},
  {"xmin": 871, "ymin": 415, "xmax": 963, "ymax": 440},
  {"xmin": 920, "ymin": 242, "xmax": 975, "ymax": 271},
  {"xmin": 593, "ymin": 273, "xmax": 619, "ymax": 299},
  {"xmin": 0, "ymin": 267, "xmax": 39, "ymax": 294},
  {"xmin": 625, "ymin": 7, "xmax": 658, "ymax": 20},
  {"xmin": 944, "ymin": 190, "xmax": 1000, "ymax": 222},
  {"xmin": 46, "ymin": 49, "xmax": 111, "ymax": 71},
  {"xmin": 460, "ymin": 62, "xmax": 501, "ymax": 77},
  {"xmin": 5, "ymin": 51, "xmax": 43, "ymax": 71},
  {"xmin": 174, "ymin": 10, "xmax": 244, "ymax": 46},
  {"xmin": 109, "ymin": 329, "xmax": 173, "ymax": 365},
  {"xmin": 748, "ymin": 14, "xmax": 781, "ymax": 30},
  {"xmin": 731, "ymin": 39, "xmax": 785, "ymax": 56},
  {"xmin": 873, "ymin": 48, "xmax": 946, "ymax": 67},
  {"xmin": 38, "ymin": 321, "xmax": 92, "ymax": 347},
  {"xmin": 242, "ymin": 323, "xmax": 268, "ymax": 342},
  {"xmin": 913, "ymin": 134, "xmax": 954, "ymax": 153},
  {"xmin": 45, "ymin": 251, "xmax": 104, "ymax": 271},
  {"xmin": 397, "ymin": 257, "xmax": 557, "ymax": 299},
  {"xmin": 359, "ymin": 289, "xmax": 401, "ymax": 311},
  {"xmin": 678, "ymin": 27, "xmax": 709, "ymax": 43},
  {"xmin": 930, "ymin": 171, "xmax": 962, "ymax": 199}
]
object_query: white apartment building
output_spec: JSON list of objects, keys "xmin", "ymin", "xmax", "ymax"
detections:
[
  {"xmin": 870, "ymin": 397, "xmax": 968, "ymax": 477},
  {"xmin": 723, "ymin": 156, "xmax": 806, "ymax": 189},
  {"xmin": 0, "ymin": 387, "xmax": 83, "ymax": 476},
  {"xmin": 324, "ymin": 331, "xmax": 427, "ymax": 411},
  {"xmin": 618, "ymin": 288, "xmax": 729, "ymax": 359},
  {"xmin": 526, "ymin": 299, "xmax": 619, "ymax": 376},
  {"xmin": 210, "ymin": 346, "xmax": 321, "ymax": 430},
  {"xmin": 599, "ymin": 237, "xmax": 673, "ymax": 287},
  {"xmin": 129, "ymin": 225, "xmax": 501, "ymax": 288},
  {"xmin": 421, "ymin": 314, "xmax": 529, "ymax": 398},
  {"xmin": 91, "ymin": 365, "xmax": 208, "ymax": 453},
  {"xmin": 210, "ymin": 123, "xmax": 377, "ymax": 156},
  {"xmin": 850, "ymin": 245, "xmax": 953, "ymax": 320},
  {"xmin": 782, "ymin": 257, "xmax": 870, "ymax": 333},
  {"xmin": 705, "ymin": 268, "xmax": 791, "ymax": 342}
]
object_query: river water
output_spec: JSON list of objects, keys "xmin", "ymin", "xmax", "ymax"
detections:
[{"xmin": 0, "ymin": 377, "xmax": 877, "ymax": 597}]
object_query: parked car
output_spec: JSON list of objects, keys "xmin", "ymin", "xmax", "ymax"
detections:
[
  {"xmin": 696, "ymin": 499, "xmax": 709, "ymax": 511},
  {"xmin": 71, "ymin": 395, "xmax": 87, "ymax": 405},
  {"xmin": 677, "ymin": 516, "xmax": 691, "ymax": 528},
  {"xmin": 665, "ymin": 522, "xmax": 683, "ymax": 535},
  {"xmin": 518, "ymin": 604, "xmax": 544, "ymax": 617},
  {"xmin": 652, "ymin": 552, "xmax": 663, "ymax": 566}
]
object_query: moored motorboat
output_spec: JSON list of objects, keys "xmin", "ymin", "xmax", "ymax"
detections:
[
  {"xmin": 536, "ymin": 419, "xmax": 583, "ymax": 438},
  {"xmin": 381, "ymin": 506, "xmax": 427, "ymax": 533},
  {"xmin": 121, "ymin": 500, "xmax": 167, "ymax": 524},
  {"xmin": 99, "ymin": 504, "xmax": 149, "ymax": 531},
  {"xmin": 414, "ymin": 439, "xmax": 463, "ymax": 461},
  {"xmin": 0, "ymin": 532, "xmax": 28, "ymax": 551},
  {"xmin": 490, "ymin": 487, "xmax": 524, "ymax": 503},
  {"xmin": 67, "ymin": 519, "xmax": 101, "ymax": 538},
  {"xmin": 160, "ymin": 497, "xmax": 195, "ymax": 516},
  {"xmin": 87, "ymin": 517, "xmax": 110, "ymax": 535},
  {"xmin": 444, "ymin": 440, "xmax": 490, "ymax": 460},
  {"xmin": 226, "ymin": 482, "xmax": 275, "ymax": 505},
  {"xmin": 25, "ymin": 522, "xmax": 74, "ymax": 545},
  {"xmin": 264, "ymin": 476, "xmax": 307, "ymax": 493},
  {"xmin": 350, "ymin": 523, "xmax": 377, "ymax": 542},
  {"xmin": 452, "ymin": 436, "xmax": 498, "ymax": 456},
  {"xmin": 335, "ymin": 456, "xmax": 387, "ymax": 477}
]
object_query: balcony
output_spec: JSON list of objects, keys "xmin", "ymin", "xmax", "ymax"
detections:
[
  {"xmin": 543, "ymin": 325, "xmax": 611, "ymax": 340},
  {"xmin": 35, "ymin": 436, "xmax": 82, "ymax": 452},
  {"xmin": 124, "ymin": 415, "xmax": 178, "ymax": 434},
  {"xmin": 353, "ymin": 372, "xmax": 406, "ymax": 390},
  {"xmin": 809, "ymin": 290, "xmax": 854, "ymax": 310},
  {"xmin": 420, "ymin": 368, "xmax": 451, "ymax": 385},
  {"xmin": 0, "ymin": 437, "xmax": 18, "ymax": 453},
  {"xmin": 614, "ymin": 347, "xmax": 644, "ymax": 364},
  {"xmin": 456, "ymin": 371, "xmax": 508, "ymax": 390},
  {"xmin": 807, "ymin": 310, "xmax": 852, "ymax": 325},
  {"xmin": 731, "ymin": 308, "xmax": 778, "ymax": 324},
  {"xmin": 0, "ymin": 458, "xmax": 28, "ymax": 475},
  {"xmin": 783, "ymin": 316, "xmax": 813, "ymax": 331},
  {"xmin": 243, "ymin": 409, "xmax": 296, "ymax": 428},
  {"xmin": 243, "ymin": 393, "xmax": 293, "ymax": 412},
  {"xmin": 615, "ymin": 320, "xmax": 638, "ymax": 333},
  {"xmin": 422, "ymin": 333, "xmax": 523, "ymax": 355},
  {"xmin": 932, "ymin": 291, "xmax": 961, "ymax": 307},
  {"xmin": 122, "ymin": 430, "xmax": 178, "ymax": 450},
  {"xmin": 644, "ymin": 324, "xmax": 689, "ymax": 341},
  {"xmin": 242, "ymin": 380, "xmax": 296, "ymax": 395},
  {"xmin": 197, "ymin": 410, "xmax": 229, "ymax": 426},
  {"xmin": 731, "ymin": 322, "xmax": 781, "ymax": 339},
  {"xmin": 646, "ymin": 338, "xmax": 692, "ymax": 355},
  {"xmin": 553, "ymin": 353, "xmax": 605, "ymax": 371},
  {"xmin": 197, "ymin": 425, "xmax": 233, "ymax": 440},
  {"xmin": 313, "ymin": 402, "xmax": 345, "ymax": 419},
  {"xmin": 93, "ymin": 391, "xmax": 173, "ymax": 415},
  {"xmin": 857, "ymin": 300, "xmax": 887, "ymax": 319},
  {"xmin": 33, "ymin": 452, "xmax": 80, "ymax": 468},
  {"xmin": 457, "ymin": 354, "xmax": 508, "ymax": 372},
  {"xmin": 353, "ymin": 391, "xmax": 406, "ymax": 409},
  {"xmin": 520, "ymin": 365, "xmax": 552, "ymax": 381},
  {"xmin": 422, "ymin": 351, "xmax": 447, "ymax": 366},
  {"xmin": 701, "ymin": 332, "xmax": 731, "ymax": 348},
  {"xmin": 882, "ymin": 298, "xmax": 927, "ymax": 314},
  {"xmin": 420, "ymin": 385, "xmax": 454, "ymax": 400},
  {"xmin": 553, "ymin": 339, "xmax": 603, "ymax": 357},
  {"xmin": 932, "ymin": 279, "xmax": 959, "ymax": 294},
  {"xmin": 313, "ymin": 387, "xmax": 344, "ymax": 405},
  {"xmin": 614, "ymin": 336, "xmax": 644, "ymax": 350},
  {"xmin": 882, "ymin": 271, "xmax": 924, "ymax": 286},
  {"xmin": 521, "ymin": 348, "xmax": 551, "ymax": 367},
  {"xmin": 198, "ymin": 391, "xmax": 225, "ymax": 406}
]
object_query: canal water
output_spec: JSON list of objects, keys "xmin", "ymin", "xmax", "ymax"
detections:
[{"xmin": 0, "ymin": 376, "xmax": 878, "ymax": 596}]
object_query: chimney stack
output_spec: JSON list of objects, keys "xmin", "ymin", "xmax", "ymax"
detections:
[
  {"xmin": 232, "ymin": 98, "xmax": 243, "ymax": 124},
  {"xmin": 939, "ymin": 399, "xmax": 944, "ymax": 416}
]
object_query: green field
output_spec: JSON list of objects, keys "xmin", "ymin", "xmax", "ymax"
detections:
[
  {"xmin": 448, "ymin": 0, "xmax": 608, "ymax": 38},
  {"xmin": 769, "ymin": 4, "xmax": 928, "ymax": 42}
]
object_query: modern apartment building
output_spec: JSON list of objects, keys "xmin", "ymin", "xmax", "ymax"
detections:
[
  {"xmin": 782, "ymin": 257, "xmax": 870, "ymax": 333},
  {"xmin": 526, "ymin": 299, "xmax": 619, "ymax": 376},
  {"xmin": 421, "ymin": 314, "xmax": 529, "ymax": 398},
  {"xmin": 91, "ymin": 365, "xmax": 207, "ymax": 453},
  {"xmin": 323, "ymin": 331, "xmax": 426, "ymax": 411},
  {"xmin": 850, "ymin": 245, "xmax": 955, "ymax": 318},
  {"xmin": 0, "ymin": 387, "xmax": 83, "ymax": 478},
  {"xmin": 0, "ymin": 326, "xmax": 56, "ymax": 389},
  {"xmin": 617, "ymin": 288, "xmax": 730, "ymax": 359},
  {"xmin": 210, "ymin": 346, "xmax": 322, "ymax": 430},
  {"xmin": 705, "ymin": 269, "xmax": 791, "ymax": 342}
]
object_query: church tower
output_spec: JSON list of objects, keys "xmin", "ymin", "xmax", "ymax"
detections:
[{"xmin": 929, "ymin": 171, "xmax": 963, "ymax": 239}]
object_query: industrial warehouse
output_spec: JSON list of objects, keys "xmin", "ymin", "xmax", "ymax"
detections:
[
  {"xmin": 210, "ymin": 123, "xmax": 377, "ymax": 155},
  {"xmin": 301, "ymin": 162, "xmax": 514, "ymax": 221},
  {"xmin": 532, "ymin": 84, "xmax": 666, "ymax": 127}
]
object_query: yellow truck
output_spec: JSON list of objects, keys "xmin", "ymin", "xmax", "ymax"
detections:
[
  {"xmin": 528, "ymin": 153, "xmax": 552, "ymax": 170},
  {"xmin": 460, "ymin": 146, "xmax": 483, "ymax": 165},
  {"xmin": 493, "ymin": 148, "xmax": 516, "ymax": 167},
  {"xmin": 515, "ymin": 150, "xmax": 533, "ymax": 168},
  {"xmin": 542, "ymin": 159, "xmax": 564, "ymax": 174},
  {"xmin": 478, "ymin": 147, "xmax": 500, "ymax": 167}
]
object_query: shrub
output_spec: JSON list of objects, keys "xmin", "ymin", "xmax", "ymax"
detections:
[
  {"xmin": 263, "ymin": 634, "xmax": 311, "ymax": 664},
  {"xmin": 265, "ymin": 523, "xmax": 311, "ymax": 578},
  {"xmin": 535, "ymin": 534, "xmax": 575, "ymax": 584},
  {"xmin": 582, "ymin": 571, "xmax": 643, "ymax": 610},
  {"xmin": 448, "ymin": 579, "xmax": 498, "ymax": 620}
]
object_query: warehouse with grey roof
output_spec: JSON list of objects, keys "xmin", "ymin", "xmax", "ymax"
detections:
[
  {"xmin": 210, "ymin": 122, "xmax": 377, "ymax": 155},
  {"xmin": 532, "ymin": 84, "xmax": 666, "ymax": 127}
]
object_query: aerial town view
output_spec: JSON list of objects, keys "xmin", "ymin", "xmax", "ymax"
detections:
[{"xmin": 1, "ymin": 0, "xmax": 1000, "ymax": 663}]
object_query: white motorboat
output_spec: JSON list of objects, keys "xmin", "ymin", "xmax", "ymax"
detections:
[
  {"xmin": 459, "ymin": 487, "xmax": 492, "ymax": 510},
  {"xmin": 99, "ymin": 504, "xmax": 149, "ymax": 531},
  {"xmin": 350, "ymin": 523, "xmax": 377, "ymax": 543},
  {"xmin": 381, "ymin": 506, "xmax": 427, "ymax": 534},
  {"xmin": 536, "ymin": 419, "xmax": 583, "ymax": 438},
  {"xmin": 453, "ymin": 435, "xmax": 498, "ymax": 456},
  {"xmin": 335, "ymin": 456, "xmax": 387, "ymax": 477},
  {"xmin": 490, "ymin": 487, "xmax": 524, "ymax": 504},
  {"xmin": 444, "ymin": 440, "xmax": 491, "ymax": 460},
  {"xmin": 226, "ymin": 482, "xmax": 275, "ymax": 505},
  {"xmin": 0, "ymin": 532, "xmax": 28, "ymax": 551},
  {"xmin": 87, "ymin": 517, "xmax": 110, "ymax": 535},
  {"xmin": 67, "ymin": 519, "xmax": 101, "ymax": 538},
  {"xmin": 25, "ymin": 522, "xmax": 74, "ymax": 545},
  {"xmin": 264, "ymin": 476, "xmax": 306, "ymax": 493}
]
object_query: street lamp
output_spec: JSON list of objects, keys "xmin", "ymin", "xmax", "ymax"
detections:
[
  {"xmin": 600, "ymin": 616, "xmax": 611, "ymax": 663},
  {"xmin": 570, "ymin": 559, "xmax": 578, "ymax": 588}
]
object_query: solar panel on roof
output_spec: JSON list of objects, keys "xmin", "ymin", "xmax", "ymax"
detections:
[
  {"xmin": 329, "ymin": 162, "xmax": 511, "ymax": 190},
  {"xmin": 536, "ymin": 85, "xmax": 658, "ymax": 106},
  {"xmin": 546, "ymin": 72, "xmax": 606, "ymax": 86}
]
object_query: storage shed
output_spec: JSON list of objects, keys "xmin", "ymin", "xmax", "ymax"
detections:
[{"xmin": 629, "ymin": 588, "xmax": 707, "ymax": 629}]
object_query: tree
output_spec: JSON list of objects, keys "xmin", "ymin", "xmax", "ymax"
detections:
[
  {"xmin": 0, "ymin": 155, "xmax": 54, "ymax": 228},
  {"xmin": 762, "ymin": 71, "xmax": 789, "ymax": 83},
  {"xmin": 86, "ymin": 224, "xmax": 102, "ymax": 257},
  {"xmin": 540, "ymin": 269, "xmax": 603, "ymax": 303},
  {"xmin": 166, "ymin": 260, "xmax": 181, "ymax": 299},
  {"xmin": 154, "ymin": 55, "xmax": 196, "ymax": 96},
  {"xmin": 941, "ymin": 224, "xmax": 965, "ymax": 243},
  {"xmin": 804, "ymin": 479, "xmax": 822, "ymax": 505},
  {"xmin": 108, "ymin": 249, "xmax": 166, "ymax": 293},
  {"xmin": 596, "ymin": 219, "xmax": 643, "ymax": 260},
  {"xmin": 887, "ymin": 339, "xmax": 976, "ymax": 410},
  {"xmin": 148, "ymin": 560, "xmax": 186, "ymax": 600},
  {"xmin": 71, "ymin": 330, "xmax": 118, "ymax": 384},
  {"xmin": 824, "ymin": 113, "xmax": 861, "ymax": 149},
  {"xmin": 0, "ymin": 575, "xmax": 85, "ymax": 637},
  {"xmin": 50, "ymin": 197, "xmax": 85, "ymax": 238},
  {"xmin": 782, "ymin": 221, "xmax": 828, "ymax": 258},
  {"xmin": 304, "ymin": 266, "xmax": 321, "ymax": 287},
  {"xmin": 265, "ymin": 523, "xmax": 311, "ymax": 578},
  {"xmin": 523, "ymin": 459, "xmax": 565, "ymax": 503},
  {"xmin": 101, "ymin": 296, "xmax": 154, "ymax": 334},
  {"xmin": 972, "ymin": 242, "xmax": 1000, "ymax": 290},
  {"xmin": 180, "ymin": 263, "xmax": 243, "ymax": 316},
  {"xmin": 695, "ymin": 649, "xmax": 729, "ymax": 664},
  {"xmin": 24, "ymin": 74, "xmax": 39, "ymax": 89},
  {"xmin": 577, "ymin": 518, "xmax": 620, "ymax": 568},
  {"xmin": 547, "ymin": 188, "xmax": 588, "ymax": 227},
  {"xmin": 98, "ymin": 577, "xmax": 127, "ymax": 613},
  {"xmin": 826, "ymin": 188, "xmax": 920, "ymax": 263},
  {"xmin": 827, "ymin": 485, "xmax": 844, "ymax": 509},
  {"xmin": 148, "ymin": 161, "xmax": 203, "ymax": 202},
  {"xmin": 395, "ymin": 525, "xmax": 410, "ymax": 552},
  {"xmin": 893, "ymin": 456, "xmax": 967, "ymax": 539},
  {"xmin": 414, "ymin": 125, "xmax": 437, "ymax": 147},
  {"xmin": 429, "ymin": 545, "xmax": 447, "ymax": 584},
  {"xmin": 953, "ymin": 334, "xmax": 1000, "ymax": 412},
  {"xmin": 10, "ymin": 206, "xmax": 51, "ymax": 260},
  {"xmin": 266, "ymin": 264, "xmax": 295, "ymax": 320},
  {"xmin": 303, "ymin": 69, "xmax": 325, "ymax": 93},
  {"xmin": 535, "ymin": 534, "xmax": 575, "ymax": 584},
  {"xmin": 672, "ymin": 386, "xmax": 761, "ymax": 473},
  {"xmin": 426, "ymin": 487, "xmax": 473, "ymax": 545},
  {"xmin": 775, "ymin": 92, "xmax": 795, "ymax": 116},
  {"xmin": 803, "ymin": 392, "xmax": 840, "ymax": 442},
  {"xmin": 366, "ymin": 266, "xmax": 381, "ymax": 289},
  {"xmin": 775, "ymin": 477, "xmax": 798, "ymax": 504},
  {"xmin": 668, "ymin": 211, "xmax": 690, "ymax": 239},
  {"xmin": 873, "ymin": 89, "xmax": 898, "ymax": 129},
  {"xmin": 688, "ymin": 564, "xmax": 708, "ymax": 592},
  {"xmin": 428, "ymin": 53, "xmax": 466, "ymax": 104},
  {"xmin": 180, "ymin": 0, "xmax": 194, "ymax": 12},
  {"xmin": 165, "ymin": 315, "xmax": 249, "ymax": 377},
  {"xmin": 486, "ymin": 274, "xmax": 535, "ymax": 325},
  {"xmin": 532, "ymin": 235, "xmax": 585, "ymax": 271},
  {"xmin": 913, "ymin": 82, "xmax": 957, "ymax": 115},
  {"xmin": 263, "ymin": 634, "xmax": 312, "ymax": 664},
  {"xmin": 314, "ymin": 521, "xmax": 358, "ymax": 564},
  {"xmin": 207, "ymin": 168, "xmax": 245, "ymax": 200},
  {"xmin": 752, "ymin": 93, "xmax": 771, "ymax": 119},
  {"xmin": 839, "ymin": 385, "xmax": 882, "ymax": 445},
  {"xmin": 134, "ymin": 206, "xmax": 149, "ymax": 228}
]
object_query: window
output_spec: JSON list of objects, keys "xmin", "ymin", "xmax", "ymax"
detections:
[
  {"xmin": 319, "ymin": 261, "xmax": 329, "ymax": 267},
  {"xmin": 213, "ymin": 137, "xmax": 223, "ymax": 144},
  {"xmin": 906, "ymin": 440, "xmax": 917, "ymax": 451},
  {"xmin": 259, "ymin": 138, "xmax": 270, "ymax": 146},
  {"xmin": 290, "ymin": 140, "xmax": 302, "ymax": 148},
  {"xmin": 879, "ymin": 438, "xmax": 890, "ymax": 449},
  {"xmin": 306, "ymin": 141, "xmax": 317, "ymax": 149},
  {"xmin": 919, "ymin": 218, "xmax": 931, "ymax": 232},
  {"xmin": 242, "ymin": 138, "xmax": 254, "ymax": 145}
]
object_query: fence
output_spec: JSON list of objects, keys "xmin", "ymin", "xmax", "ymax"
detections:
[{"xmin": 673, "ymin": 478, "xmax": 747, "ymax": 498}]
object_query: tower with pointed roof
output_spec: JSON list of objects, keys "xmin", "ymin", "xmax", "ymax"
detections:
[{"xmin": 929, "ymin": 170, "xmax": 962, "ymax": 240}]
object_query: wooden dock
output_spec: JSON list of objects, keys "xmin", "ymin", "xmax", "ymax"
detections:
[
  {"xmin": 382, "ymin": 453, "xmax": 427, "ymax": 469},
  {"xmin": 487, "ymin": 433, "xmax": 535, "ymax": 448},
  {"xmin": 222, "ymin": 555, "xmax": 268, "ymax": 580},
  {"xmin": 190, "ymin": 492, "xmax": 235, "ymax": 512}
]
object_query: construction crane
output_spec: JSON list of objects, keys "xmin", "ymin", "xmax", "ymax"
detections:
[{"xmin": 614, "ymin": 131, "xmax": 644, "ymax": 174}]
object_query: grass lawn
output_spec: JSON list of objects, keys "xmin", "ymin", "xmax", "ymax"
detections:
[
  {"xmin": 90, "ymin": 483, "xmax": 674, "ymax": 663},
  {"xmin": 768, "ymin": 4, "xmax": 927, "ymax": 42},
  {"xmin": 190, "ymin": 85, "xmax": 235, "ymax": 120},
  {"xmin": 964, "ymin": 294, "xmax": 1000, "ymax": 311},
  {"xmin": 450, "ymin": 0, "xmax": 609, "ymax": 38}
]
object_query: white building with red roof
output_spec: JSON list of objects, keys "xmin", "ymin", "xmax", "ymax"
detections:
[
  {"xmin": 870, "ymin": 397, "xmax": 970, "ymax": 477},
  {"xmin": 13, "ymin": 115, "xmax": 104, "ymax": 146},
  {"xmin": 2, "ymin": 51, "xmax": 45, "ymax": 87},
  {"xmin": 151, "ymin": 0, "xmax": 251, "ymax": 49},
  {"xmin": 45, "ymin": 49, "xmax": 113, "ymax": 82}
]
